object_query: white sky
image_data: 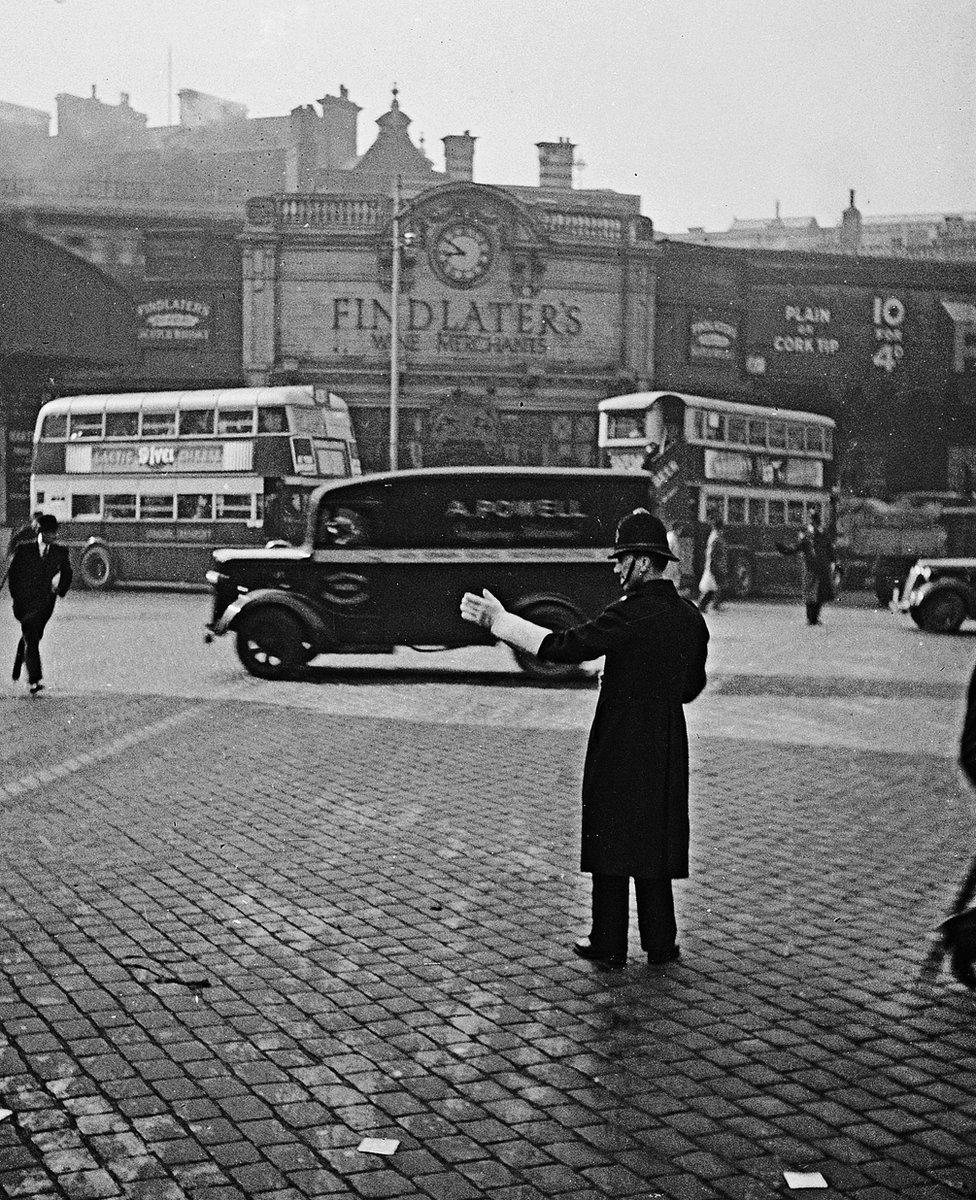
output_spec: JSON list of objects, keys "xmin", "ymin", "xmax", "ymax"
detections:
[{"xmin": 3, "ymin": 0, "xmax": 975, "ymax": 232}]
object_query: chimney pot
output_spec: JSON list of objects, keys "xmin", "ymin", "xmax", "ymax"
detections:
[
  {"xmin": 536, "ymin": 138, "xmax": 575, "ymax": 190},
  {"xmin": 443, "ymin": 131, "xmax": 476, "ymax": 182}
]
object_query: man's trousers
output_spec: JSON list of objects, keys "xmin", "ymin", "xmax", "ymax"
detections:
[
  {"xmin": 14, "ymin": 612, "xmax": 51, "ymax": 686},
  {"xmin": 589, "ymin": 873, "xmax": 677, "ymax": 959}
]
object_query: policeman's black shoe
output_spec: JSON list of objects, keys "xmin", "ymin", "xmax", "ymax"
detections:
[
  {"xmin": 29, "ymin": 682, "xmax": 45, "ymax": 696},
  {"xmin": 646, "ymin": 944, "xmax": 680, "ymax": 966},
  {"xmin": 572, "ymin": 939, "xmax": 626, "ymax": 969},
  {"xmin": 12, "ymin": 666, "xmax": 20, "ymax": 682}
]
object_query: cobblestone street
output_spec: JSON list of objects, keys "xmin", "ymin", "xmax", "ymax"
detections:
[{"xmin": 1, "ymin": 597, "xmax": 975, "ymax": 1199}]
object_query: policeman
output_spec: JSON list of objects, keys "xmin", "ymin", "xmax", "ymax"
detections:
[{"xmin": 461, "ymin": 508, "xmax": 709, "ymax": 969}]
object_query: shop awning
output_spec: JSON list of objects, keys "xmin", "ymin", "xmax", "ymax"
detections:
[{"xmin": 0, "ymin": 221, "xmax": 136, "ymax": 366}]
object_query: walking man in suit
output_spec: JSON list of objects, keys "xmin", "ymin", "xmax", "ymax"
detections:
[{"xmin": 9, "ymin": 513, "xmax": 73, "ymax": 695}]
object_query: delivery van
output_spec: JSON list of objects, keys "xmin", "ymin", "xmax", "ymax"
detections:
[{"xmin": 205, "ymin": 466, "xmax": 655, "ymax": 680}]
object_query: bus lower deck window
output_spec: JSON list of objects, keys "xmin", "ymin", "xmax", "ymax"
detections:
[
  {"xmin": 105, "ymin": 494, "xmax": 136, "ymax": 520},
  {"xmin": 216, "ymin": 494, "xmax": 253, "ymax": 519},
  {"xmin": 178, "ymin": 494, "xmax": 213, "ymax": 519},
  {"xmin": 768, "ymin": 500, "xmax": 787, "ymax": 526},
  {"xmin": 727, "ymin": 497, "xmax": 746, "ymax": 524},
  {"xmin": 747, "ymin": 498, "xmax": 765, "ymax": 526},
  {"xmin": 139, "ymin": 495, "xmax": 176, "ymax": 520},
  {"xmin": 787, "ymin": 499, "xmax": 805, "ymax": 525},
  {"xmin": 71, "ymin": 494, "xmax": 102, "ymax": 519}
]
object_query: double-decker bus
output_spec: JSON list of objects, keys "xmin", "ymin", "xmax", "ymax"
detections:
[
  {"xmin": 598, "ymin": 391, "xmax": 835, "ymax": 597},
  {"xmin": 30, "ymin": 385, "xmax": 361, "ymax": 589}
]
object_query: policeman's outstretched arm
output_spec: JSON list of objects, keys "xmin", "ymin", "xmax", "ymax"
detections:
[{"xmin": 460, "ymin": 589, "xmax": 551, "ymax": 657}]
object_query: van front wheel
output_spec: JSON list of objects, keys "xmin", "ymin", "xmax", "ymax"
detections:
[
  {"xmin": 235, "ymin": 610, "xmax": 316, "ymax": 679},
  {"xmin": 511, "ymin": 601, "xmax": 584, "ymax": 682}
]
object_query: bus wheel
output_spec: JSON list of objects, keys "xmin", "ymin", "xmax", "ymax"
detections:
[
  {"xmin": 79, "ymin": 544, "xmax": 115, "ymax": 590},
  {"xmin": 511, "ymin": 601, "xmax": 583, "ymax": 682},
  {"xmin": 235, "ymin": 610, "xmax": 315, "ymax": 680},
  {"xmin": 728, "ymin": 554, "xmax": 754, "ymax": 599}
]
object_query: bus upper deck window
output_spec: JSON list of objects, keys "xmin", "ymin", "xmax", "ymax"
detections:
[
  {"xmin": 705, "ymin": 413, "xmax": 725, "ymax": 441},
  {"xmin": 141, "ymin": 410, "xmax": 176, "ymax": 437},
  {"xmin": 786, "ymin": 424, "xmax": 805, "ymax": 451},
  {"xmin": 42, "ymin": 413, "xmax": 67, "ymax": 439},
  {"xmin": 768, "ymin": 421, "xmax": 787, "ymax": 449},
  {"xmin": 105, "ymin": 411, "xmax": 138, "ymax": 438},
  {"xmin": 748, "ymin": 419, "xmax": 767, "ymax": 447},
  {"xmin": 727, "ymin": 416, "xmax": 747, "ymax": 445},
  {"xmin": 315, "ymin": 443, "xmax": 348, "ymax": 476},
  {"xmin": 608, "ymin": 414, "xmax": 643, "ymax": 441},
  {"xmin": 218, "ymin": 409, "xmax": 255, "ymax": 436},
  {"xmin": 180, "ymin": 409, "xmax": 215, "ymax": 436},
  {"xmin": 806, "ymin": 427, "xmax": 825, "ymax": 454},
  {"xmin": 69, "ymin": 413, "xmax": 103, "ymax": 439},
  {"xmin": 257, "ymin": 406, "xmax": 287, "ymax": 434}
]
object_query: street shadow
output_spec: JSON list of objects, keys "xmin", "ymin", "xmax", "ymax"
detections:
[{"xmin": 294, "ymin": 661, "xmax": 600, "ymax": 690}]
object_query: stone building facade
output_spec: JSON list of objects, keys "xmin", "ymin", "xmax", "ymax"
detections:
[
  {"xmin": 242, "ymin": 181, "xmax": 654, "ymax": 472},
  {"xmin": 242, "ymin": 92, "xmax": 653, "ymax": 472}
]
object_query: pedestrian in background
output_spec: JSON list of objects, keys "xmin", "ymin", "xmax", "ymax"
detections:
[
  {"xmin": 777, "ymin": 510, "xmax": 835, "ymax": 626},
  {"xmin": 663, "ymin": 524, "xmax": 683, "ymax": 590},
  {"xmin": 9, "ymin": 513, "xmax": 73, "ymax": 695},
  {"xmin": 697, "ymin": 517, "xmax": 727, "ymax": 613},
  {"xmin": 460, "ymin": 508, "xmax": 709, "ymax": 969}
]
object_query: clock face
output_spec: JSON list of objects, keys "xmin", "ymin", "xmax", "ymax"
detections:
[{"xmin": 432, "ymin": 222, "xmax": 494, "ymax": 286}]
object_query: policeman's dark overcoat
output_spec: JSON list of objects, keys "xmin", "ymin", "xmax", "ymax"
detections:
[{"xmin": 537, "ymin": 579, "xmax": 709, "ymax": 878}]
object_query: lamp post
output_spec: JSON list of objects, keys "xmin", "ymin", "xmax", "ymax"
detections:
[{"xmin": 389, "ymin": 176, "xmax": 403, "ymax": 471}]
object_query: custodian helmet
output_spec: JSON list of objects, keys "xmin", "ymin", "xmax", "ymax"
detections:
[{"xmin": 609, "ymin": 508, "xmax": 679, "ymax": 560}]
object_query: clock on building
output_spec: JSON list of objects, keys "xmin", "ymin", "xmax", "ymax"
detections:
[{"xmin": 431, "ymin": 221, "xmax": 494, "ymax": 287}]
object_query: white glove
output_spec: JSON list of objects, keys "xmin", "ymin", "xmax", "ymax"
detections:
[
  {"xmin": 460, "ymin": 589, "xmax": 550, "ymax": 657},
  {"xmin": 460, "ymin": 588, "xmax": 505, "ymax": 629}
]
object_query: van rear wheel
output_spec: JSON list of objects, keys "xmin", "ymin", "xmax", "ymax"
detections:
[
  {"xmin": 511, "ymin": 601, "xmax": 584, "ymax": 682},
  {"xmin": 235, "ymin": 610, "xmax": 315, "ymax": 680}
]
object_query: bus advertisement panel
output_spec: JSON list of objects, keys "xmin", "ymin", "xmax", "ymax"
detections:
[
  {"xmin": 597, "ymin": 391, "xmax": 836, "ymax": 597},
  {"xmin": 30, "ymin": 385, "xmax": 361, "ymax": 589}
]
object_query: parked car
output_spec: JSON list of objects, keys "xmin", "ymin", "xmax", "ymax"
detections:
[
  {"xmin": 896, "ymin": 557, "xmax": 976, "ymax": 633},
  {"xmin": 205, "ymin": 466, "xmax": 658, "ymax": 680}
]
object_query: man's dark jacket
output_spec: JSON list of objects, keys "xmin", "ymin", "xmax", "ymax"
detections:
[
  {"xmin": 537, "ymin": 578, "xmax": 709, "ymax": 878},
  {"xmin": 8, "ymin": 540, "xmax": 73, "ymax": 622}
]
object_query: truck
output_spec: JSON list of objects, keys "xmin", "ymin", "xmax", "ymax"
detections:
[{"xmin": 833, "ymin": 493, "xmax": 976, "ymax": 605}]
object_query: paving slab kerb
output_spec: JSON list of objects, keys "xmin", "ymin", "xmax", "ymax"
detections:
[{"xmin": 2, "ymin": 625, "xmax": 976, "ymax": 1196}]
